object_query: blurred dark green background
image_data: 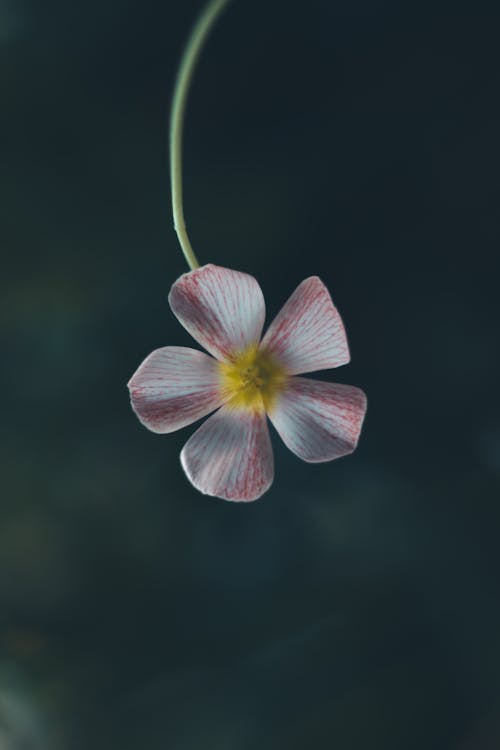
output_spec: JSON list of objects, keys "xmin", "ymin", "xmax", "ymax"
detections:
[{"xmin": 2, "ymin": 0, "xmax": 500, "ymax": 747}]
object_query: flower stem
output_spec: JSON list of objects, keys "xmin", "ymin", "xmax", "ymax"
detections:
[{"xmin": 169, "ymin": 0, "xmax": 232, "ymax": 271}]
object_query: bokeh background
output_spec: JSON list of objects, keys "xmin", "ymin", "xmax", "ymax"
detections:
[{"xmin": 2, "ymin": 0, "xmax": 500, "ymax": 747}]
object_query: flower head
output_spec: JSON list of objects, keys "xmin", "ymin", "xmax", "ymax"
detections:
[{"xmin": 128, "ymin": 264, "xmax": 367, "ymax": 502}]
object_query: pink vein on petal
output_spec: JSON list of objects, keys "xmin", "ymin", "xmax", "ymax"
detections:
[
  {"xmin": 268, "ymin": 377, "xmax": 367, "ymax": 462},
  {"xmin": 168, "ymin": 264, "xmax": 266, "ymax": 362},
  {"xmin": 180, "ymin": 404, "xmax": 274, "ymax": 501},
  {"xmin": 261, "ymin": 276, "xmax": 350, "ymax": 374},
  {"xmin": 127, "ymin": 346, "xmax": 226, "ymax": 433}
]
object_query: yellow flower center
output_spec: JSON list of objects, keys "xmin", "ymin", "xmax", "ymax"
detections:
[{"xmin": 219, "ymin": 344, "xmax": 288, "ymax": 412}]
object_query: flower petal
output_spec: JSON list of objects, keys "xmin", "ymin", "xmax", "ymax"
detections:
[
  {"xmin": 268, "ymin": 377, "xmax": 367, "ymax": 463},
  {"xmin": 128, "ymin": 346, "xmax": 225, "ymax": 433},
  {"xmin": 180, "ymin": 404, "xmax": 274, "ymax": 501},
  {"xmin": 261, "ymin": 277, "xmax": 350, "ymax": 374},
  {"xmin": 169, "ymin": 264, "xmax": 266, "ymax": 362}
]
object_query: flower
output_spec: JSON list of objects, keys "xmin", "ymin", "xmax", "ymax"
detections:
[{"xmin": 128, "ymin": 264, "xmax": 367, "ymax": 502}]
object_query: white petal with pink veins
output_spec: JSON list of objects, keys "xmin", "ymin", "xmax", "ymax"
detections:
[
  {"xmin": 268, "ymin": 377, "xmax": 367, "ymax": 462},
  {"xmin": 261, "ymin": 277, "xmax": 350, "ymax": 374},
  {"xmin": 169, "ymin": 264, "xmax": 266, "ymax": 362},
  {"xmin": 181, "ymin": 404, "xmax": 274, "ymax": 501},
  {"xmin": 128, "ymin": 346, "xmax": 225, "ymax": 433}
]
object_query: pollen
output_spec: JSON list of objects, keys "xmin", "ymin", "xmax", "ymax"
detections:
[{"xmin": 219, "ymin": 344, "xmax": 288, "ymax": 412}]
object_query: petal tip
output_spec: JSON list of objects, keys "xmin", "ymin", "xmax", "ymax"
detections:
[
  {"xmin": 307, "ymin": 385, "xmax": 367, "ymax": 463},
  {"xmin": 180, "ymin": 447, "xmax": 272, "ymax": 502}
]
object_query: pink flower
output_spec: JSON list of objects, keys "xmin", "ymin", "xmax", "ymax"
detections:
[{"xmin": 128, "ymin": 264, "xmax": 367, "ymax": 502}]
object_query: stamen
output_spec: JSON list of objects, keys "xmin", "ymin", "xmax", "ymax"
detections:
[{"xmin": 219, "ymin": 345, "xmax": 288, "ymax": 412}]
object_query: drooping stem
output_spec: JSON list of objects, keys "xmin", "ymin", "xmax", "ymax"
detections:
[{"xmin": 169, "ymin": 0, "xmax": 232, "ymax": 271}]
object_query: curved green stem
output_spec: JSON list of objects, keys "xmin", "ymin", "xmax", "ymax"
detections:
[{"xmin": 169, "ymin": 0, "xmax": 232, "ymax": 271}]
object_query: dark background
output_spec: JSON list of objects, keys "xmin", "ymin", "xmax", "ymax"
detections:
[{"xmin": 1, "ymin": 0, "xmax": 500, "ymax": 747}]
